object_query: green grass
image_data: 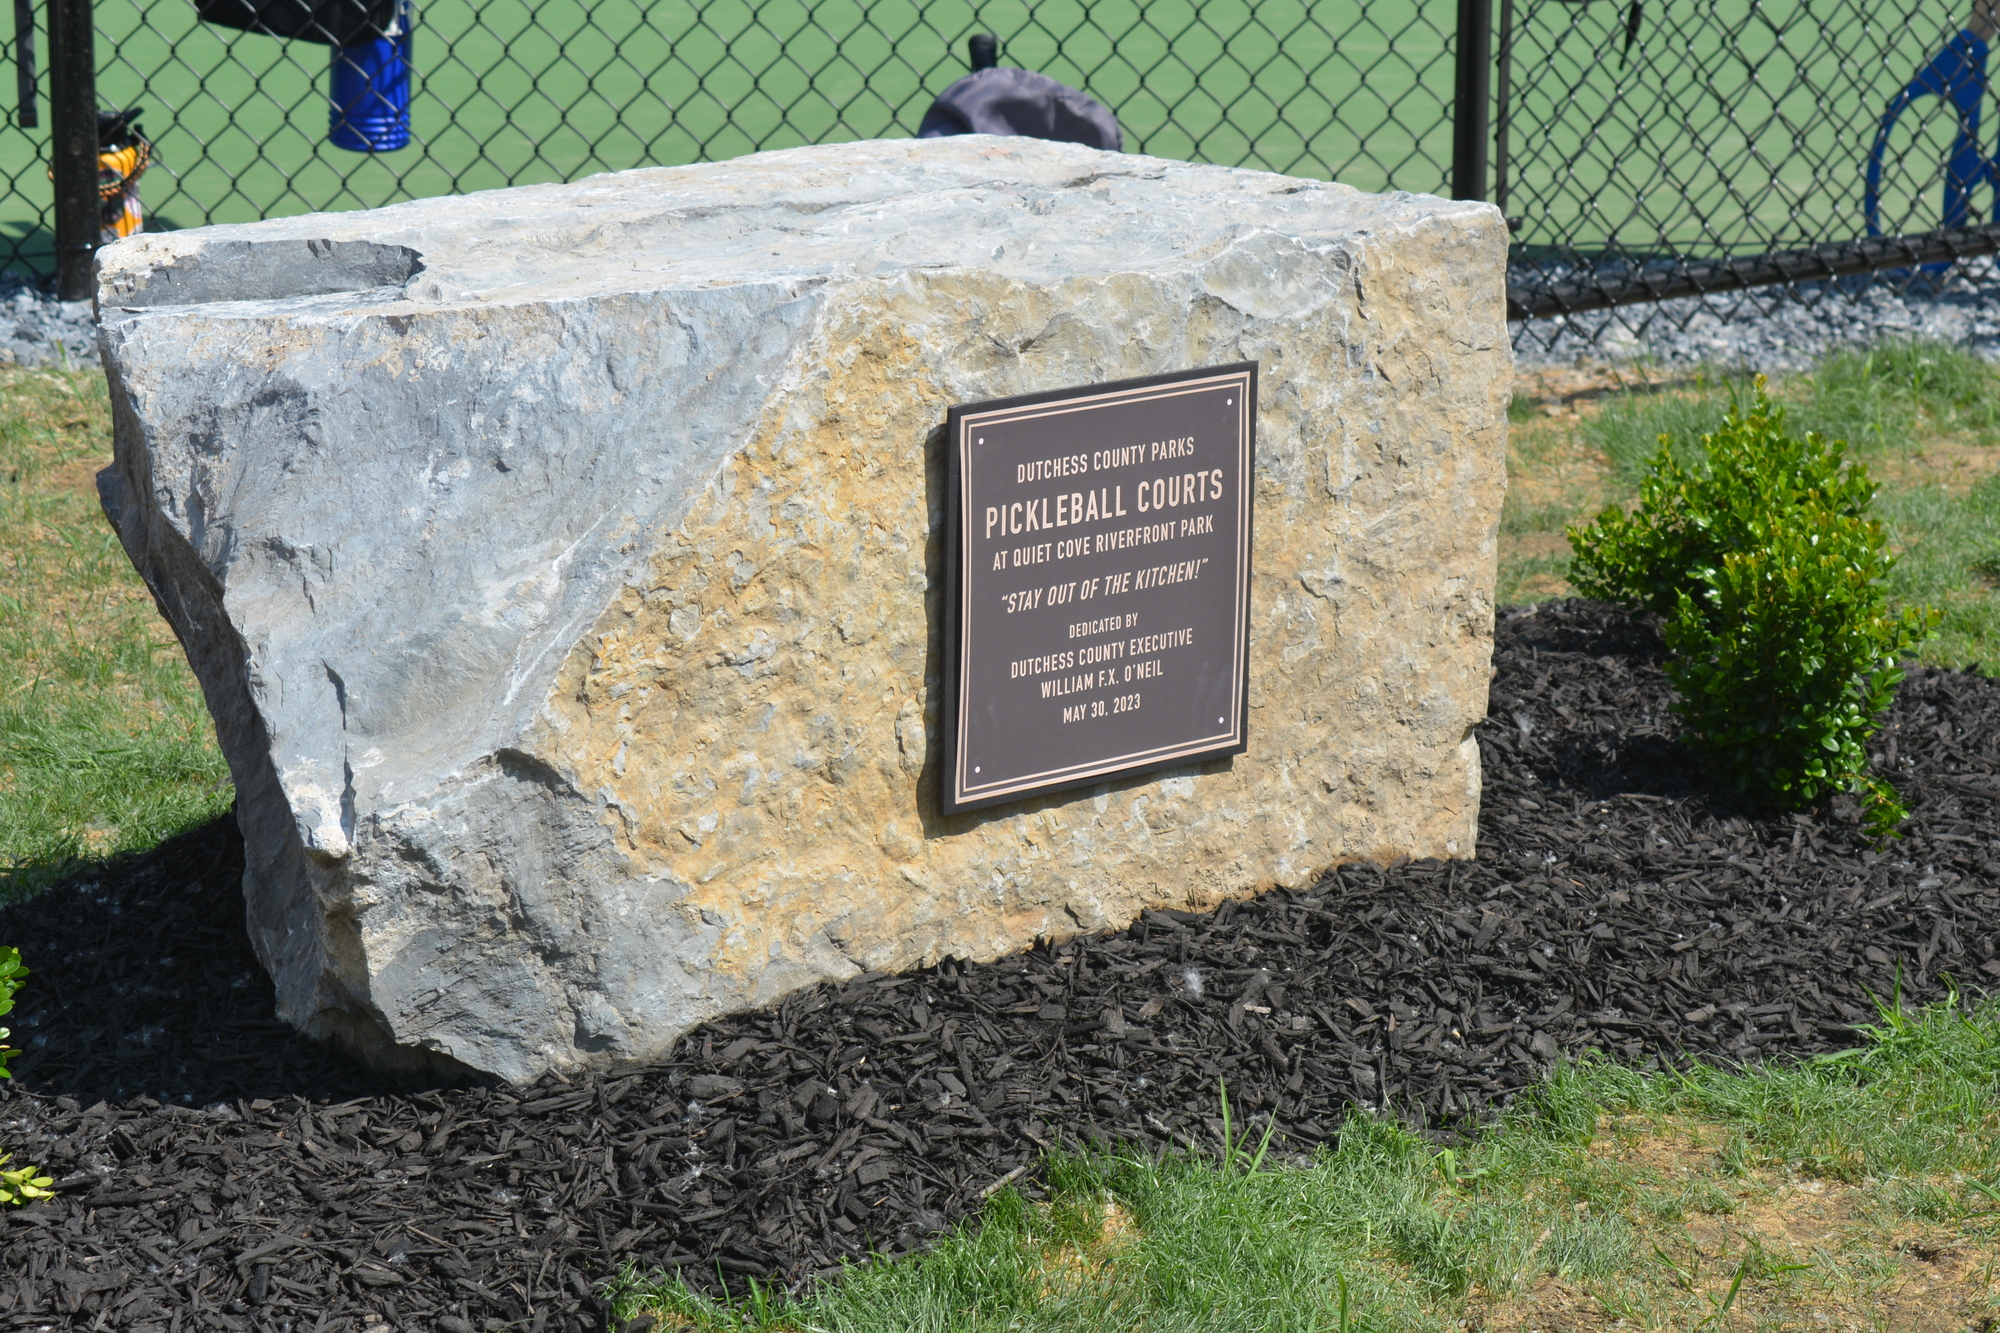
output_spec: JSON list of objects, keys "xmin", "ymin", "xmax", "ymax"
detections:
[
  {"xmin": 1877, "ymin": 472, "xmax": 2000, "ymax": 673},
  {"xmin": 1509, "ymin": 338, "xmax": 2000, "ymax": 674},
  {"xmin": 1572, "ymin": 341, "xmax": 2000, "ymax": 476},
  {"xmin": 1805, "ymin": 339, "xmax": 2000, "ymax": 449},
  {"xmin": 0, "ymin": 368, "xmax": 231, "ymax": 899},
  {"xmin": 1574, "ymin": 371, "xmax": 1753, "ymax": 485},
  {"xmin": 613, "ymin": 992, "xmax": 2000, "ymax": 1331}
]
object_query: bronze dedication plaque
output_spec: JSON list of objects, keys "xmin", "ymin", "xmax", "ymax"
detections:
[{"xmin": 942, "ymin": 363, "xmax": 1256, "ymax": 814}]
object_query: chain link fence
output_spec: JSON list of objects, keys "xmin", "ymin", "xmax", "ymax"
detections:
[
  {"xmin": 0, "ymin": 0, "xmax": 1461, "ymax": 271},
  {"xmin": 1501, "ymin": 0, "xmax": 2000, "ymax": 349},
  {"xmin": 5, "ymin": 0, "xmax": 2000, "ymax": 342}
]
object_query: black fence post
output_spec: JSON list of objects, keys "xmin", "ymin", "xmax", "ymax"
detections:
[
  {"xmin": 48, "ymin": 0, "xmax": 94, "ymax": 300},
  {"xmin": 1492, "ymin": 0, "xmax": 1513, "ymax": 217},
  {"xmin": 1452, "ymin": 0, "xmax": 1492, "ymax": 201},
  {"xmin": 13, "ymin": 0, "xmax": 36, "ymax": 128}
]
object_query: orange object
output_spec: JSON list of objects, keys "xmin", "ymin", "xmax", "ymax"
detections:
[{"xmin": 98, "ymin": 138, "xmax": 148, "ymax": 243}]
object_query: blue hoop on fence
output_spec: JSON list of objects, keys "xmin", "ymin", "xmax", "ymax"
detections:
[{"xmin": 1865, "ymin": 28, "xmax": 2000, "ymax": 249}]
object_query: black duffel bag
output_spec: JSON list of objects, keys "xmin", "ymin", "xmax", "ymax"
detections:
[
  {"xmin": 196, "ymin": 0, "xmax": 395, "ymax": 45},
  {"xmin": 917, "ymin": 66, "xmax": 1122, "ymax": 152}
]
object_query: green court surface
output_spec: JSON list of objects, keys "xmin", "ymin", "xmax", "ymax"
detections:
[
  {"xmin": 0, "ymin": 0, "xmax": 1979, "ymax": 276},
  {"xmin": 1501, "ymin": 0, "xmax": 1978, "ymax": 259},
  {"xmin": 0, "ymin": 0, "xmax": 1456, "ymax": 274}
]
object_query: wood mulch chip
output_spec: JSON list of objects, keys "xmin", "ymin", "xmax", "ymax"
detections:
[{"xmin": 2, "ymin": 599, "xmax": 1996, "ymax": 1330}]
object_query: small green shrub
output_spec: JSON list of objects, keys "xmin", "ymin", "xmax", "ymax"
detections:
[
  {"xmin": 0, "ymin": 1152, "xmax": 52, "ymax": 1206},
  {"xmin": 1568, "ymin": 382, "xmax": 1879, "ymax": 622},
  {"xmin": 1567, "ymin": 382, "xmax": 1936, "ymax": 832},
  {"xmin": 0, "ymin": 945, "xmax": 24, "ymax": 1078},
  {"xmin": 0, "ymin": 948, "xmax": 50, "ymax": 1207}
]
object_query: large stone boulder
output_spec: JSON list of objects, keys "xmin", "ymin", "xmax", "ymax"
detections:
[{"xmin": 97, "ymin": 138, "xmax": 1509, "ymax": 1082}]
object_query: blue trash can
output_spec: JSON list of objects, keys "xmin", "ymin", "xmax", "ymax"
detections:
[{"xmin": 329, "ymin": 0, "xmax": 412, "ymax": 152}]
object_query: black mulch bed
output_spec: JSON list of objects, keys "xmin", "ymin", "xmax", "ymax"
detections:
[{"xmin": 3, "ymin": 599, "xmax": 1998, "ymax": 1330}]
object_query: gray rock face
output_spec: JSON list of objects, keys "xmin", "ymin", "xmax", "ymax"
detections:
[{"xmin": 97, "ymin": 137, "xmax": 1510, "ymax": 1082}]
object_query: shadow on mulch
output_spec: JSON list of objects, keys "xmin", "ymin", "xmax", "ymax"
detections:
[
  {"xmin": 0, "ymin": 820, "xmax": 424, "ymax": 1109},
  {"xmin": 2, "ymin": 599, "xmax": 1997, "ymax": 1332}
]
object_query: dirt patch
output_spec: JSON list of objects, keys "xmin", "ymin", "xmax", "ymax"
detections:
[
  {"xmin": 1475, "ymin": 1121, "xmax": 2000, "ymax": 1331},
  {"xmin": 43, "ymin": 452, "xmax": 106, "ymax": 498},
  {"xmin": 1512, "ymin": 365, "xmax": 1701, "ymax": 420},
  {"xmin": 1876, "ymin": 440, "xmax": 2000, "ymax": 496}
]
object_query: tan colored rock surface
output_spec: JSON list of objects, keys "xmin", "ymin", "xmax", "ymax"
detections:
[{"xmin": 97, "ymin": 137, "xmax": 1509, "ymax": 1081}]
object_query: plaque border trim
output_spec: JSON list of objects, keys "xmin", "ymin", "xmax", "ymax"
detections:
[{"xmin": 939, "ymin": 361, "xmax": 1257, "ymax": 816}]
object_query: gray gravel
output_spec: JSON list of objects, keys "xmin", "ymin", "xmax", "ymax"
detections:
[
  {"xmin": 1512, "ymin": 261, "xmax": 2000, "ymax": 373},
  {"xmin": 0, "ymin": 258, "xmax": 1996, "ymax": 380},
  {"xmin": 0, "ymin": 276, "xmax": 98, "ymax": 368}
]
